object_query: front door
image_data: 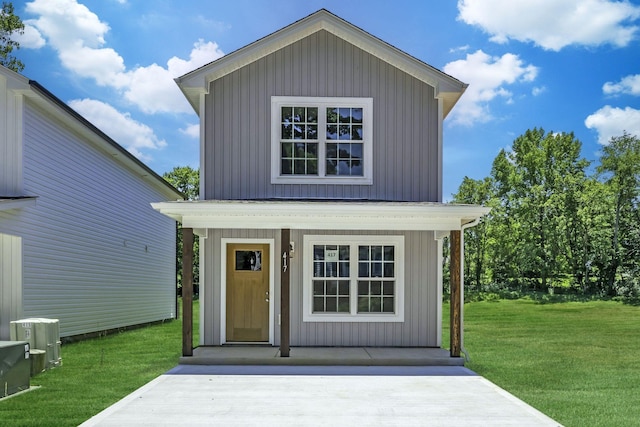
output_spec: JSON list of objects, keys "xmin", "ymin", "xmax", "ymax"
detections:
[{"xmin": 226, "ymin": 243, "xmax": 270, "ymax": 342}]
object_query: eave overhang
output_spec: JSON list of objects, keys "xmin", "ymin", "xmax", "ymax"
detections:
[
  {"xmin": 176, "ymin": 9, "xmax": 467, "ymax": 117},
  {"xmin": 0, "ymin": 196, "xmax": 37, "ymax": 211},
  {"xmin": 151, "ymin": 200, "xmax": 490, "ymax": 231}
]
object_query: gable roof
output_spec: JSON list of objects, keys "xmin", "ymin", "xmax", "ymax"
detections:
[
  {"xmin": 0, "ymin": 65, "xmax": 183, "ymax": 200},
  {"xmin": 176, "ymin": 9, "xmax": 467, "ymax": 117}
]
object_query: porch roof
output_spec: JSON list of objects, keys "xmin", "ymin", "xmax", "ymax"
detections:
[{"xmin": 151, "ymin": 199, "xmax": 490, "ymax": 231}]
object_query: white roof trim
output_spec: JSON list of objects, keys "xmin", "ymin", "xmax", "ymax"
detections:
[
  {"xmin": 151, "ymin": 200, "xmax": 490, "ymax": 231},
  {"xmin": 176, "ymin": 9, "xmax": 467, "ymax": 116}
]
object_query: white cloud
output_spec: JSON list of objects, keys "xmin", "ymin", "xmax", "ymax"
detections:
[
  {"xmin": 23, "ymin": 0, "xmax": 224, "ymax": 114},
  {"xmin": 444, "ymin": 50, "xmax": 538, "ymax": 125},
  {"xmin": 14, "ymin": 21, "xmax": 46, "ymax": 49},
  {"xmin": 584, "ymin": 105, "xmax": 640, "ymax": 144},
  {"xmin": 180, "ymin": 124, "xmax": 200, "ymax": 138},
  {"xmin": 532, "ymin": 86, "xmax": 546, "ymax": 96},
  {"xmin": 457, "ymin": 0, "xmax": 640, "ymax": 51},
  {"xmin": 603, "ymin": 74, "xmax": 640, "ymax": 96},
  {"xmin": 68, "ymin": 99, "xmax": 167, "ymax": 160},
  {"xmin": 123, "ymin": 40, "xmax": 224, "ymax": 114}
]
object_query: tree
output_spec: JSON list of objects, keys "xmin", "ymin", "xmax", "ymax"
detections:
[
  {"xmin": 0, "ymin": 2, "xmax": 25, "ymax": 72},
  {"xmin": 490, "ymin": 129, "xmax": 589, "ymax": 289},
  {"xmin": 163, "ymin": 166, "xmax": 200, "ymax": 292},
  {"xmin": 597, "ymin": 132, "xmax": 640, "ymax": 295},
  {"xmin": 452, "ymin": 176, "xmax": 494, "ymax": 290}
]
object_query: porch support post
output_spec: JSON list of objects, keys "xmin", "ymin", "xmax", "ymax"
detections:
[
  {"xmin": 182, "ymin": 227, "xmax": 194, "ymax": 357},
  {"xmin": 450, "ymin": 230, "xmax": 462, "ymax": 358},
  {"xmin": 280, "ymin": 228, "xmax": 290, "ymax": 357}
]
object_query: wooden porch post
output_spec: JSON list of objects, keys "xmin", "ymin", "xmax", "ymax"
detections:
[
  {"xmin": 181, "ymin": 227, "xmax": 194, "ymax": 357},
  {"xmin": 450, "ymin": 230, "xmax": 462, "ymax": 358},
  {"xmin": 280, "ymin": 228, "xmax": 290, "ymax": 357}
]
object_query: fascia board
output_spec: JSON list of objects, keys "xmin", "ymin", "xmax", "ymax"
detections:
[{"xmin": 152, "ymin": 201, "xmax": 490, "ymax": 231}]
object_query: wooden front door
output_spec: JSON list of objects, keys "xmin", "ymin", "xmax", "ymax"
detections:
[{"xmin": 226, "ymin": 243, "xmax": 270, "ymax": 342}]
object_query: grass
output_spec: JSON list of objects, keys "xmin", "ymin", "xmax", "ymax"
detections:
[
  {"xmin": 0, "ymin": 300, "xmax": 199, "ymax": 427},
  {"xmin": 2, "ymin": 299, "xmax": 638, "ymax": 426},
  {"xmin": 444, "ymin": 299, "xmax": 640, "ymax": 427}
]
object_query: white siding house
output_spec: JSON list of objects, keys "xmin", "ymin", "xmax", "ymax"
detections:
[{"xmin": 0, "ymin": 66, "xmax": 183, "ymax": 340}]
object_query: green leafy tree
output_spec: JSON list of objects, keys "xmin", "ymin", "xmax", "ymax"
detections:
[
  {"xmin": 452, "ymin": 176, "xmax": 494, "ymax": 290},
  {"xmin": 597, "ymin": 132, "xmax": 640, "ymax": 295},
  {"xmin": 0, "ymin": 2, "xmax": 25, "ymax": 72},
  {"xmin": 163, "ymin": 166, "xmax": 200, "ymax": 292},
  {"xmin": 490, "ymin": 129, "xmax": 589, "ymax": 289}
]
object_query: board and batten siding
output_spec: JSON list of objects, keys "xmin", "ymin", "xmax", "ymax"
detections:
[
  {"xmin": 202, "ymin": 228, "xmax": 439, "ymax": 347},
  {"xmin": 0, "ymin": 100, "xmax": 178, "ymax": 338},
  {"xmin": 204, "ymin": 30, "xmax": 440, "ymax": 202}
]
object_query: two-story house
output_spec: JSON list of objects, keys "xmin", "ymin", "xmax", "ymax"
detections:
[{"xmin": 153, "ymin": 9, "xmax": 489, "ymax": 361}]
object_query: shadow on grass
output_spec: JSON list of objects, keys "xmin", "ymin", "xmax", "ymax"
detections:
[{"xmin": 454, "ymin": 290, "xmax": 640, "ymax": 306}]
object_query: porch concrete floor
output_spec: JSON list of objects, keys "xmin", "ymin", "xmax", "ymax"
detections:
[
  {"xmin": 79, "ymin": 365, "xmax": 562, "ymax": 426},
  {"xmin": 180, "ymin": 346, "xmax": 465, "ymax": 366}
]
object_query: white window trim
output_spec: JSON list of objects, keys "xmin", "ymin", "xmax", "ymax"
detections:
[
  {"xmin": 271, "ymin": 96, "xmax": 373, "ymax": 185},
  {"xmin": 303, "ymin": 235, "xmax": 404, "ymax": 322}
]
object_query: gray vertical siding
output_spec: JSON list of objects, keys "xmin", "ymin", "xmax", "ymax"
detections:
[
  {"xmin": 204, "ymin": 30, "xmax": 440, "ymax": 202},
  {"xmin": 0, "ymin": 233, "xmax": 22, "ymax": 340},
  {"xmin": 202, "ymin": 228, "xmax": 439, "ymax": 347},
  {"xmin": 0, "ymin": 100, "xmax": 178, "ymax": 338}
]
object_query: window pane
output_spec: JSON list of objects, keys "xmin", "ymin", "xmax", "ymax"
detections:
[
  {"xmin": 294, "ymin": 107, "xmax": 305, "ymax": 122},
  {"xmin": 326, "ymin": 125, "xmax": 338, "ymax": 140},
  {"xmin": 384, "ymin": 246, "xmax": 394, "ymax": 261},
  {"xmin": 339, "ymin": 281, "xmax": 350, "ymax": 295},
  {"xmin": 371, "ymin": 246, "xmax": 383, "ymax": 260},
  {"xmin": 358, "ymin": 262, "xmax": 369, "ymax": 277},
  {"xmin": 281, "ymin": 159, "xmax": 292, "ymax": 175},
  {"xmin": 382, "ymin": 297, "xmax": 394, "ymax": 313},
  {"xmin": 370, "ymin": 297, "xmax": 381, "ymax": 312},
  {"xmin": 327, "ymin": 280, "xmax": 337, "ymax": 295},
  {"xmin": 359, "ymin": 246, "xmax": 370, "ymax": 261},
  {"xmin": 326, "ymin": 298, "xmax": 337, "ymax": 312},
  {"xmin": 307, "ymin": 107, "xmax": 318, "ymax": 123},
  {"xmin": 371, "ymin": 281, "xmax": 382, "ymax": 295},
  {"xmin": 293, "ymin": 159, "xmax": 306, "ymax": 174},
  {"xmin": 384, "ymin": 263, "xmax": 394, "ymax": 278},
  {"xmin": 313, "ymin": 281, "xmax": 324, "ymax": 295},
  {"xmin": 281, "ymin": 107, "xmax": 293, "ymax": 123},
  {"xmin": 307, "ymin": 125, "xmax": 318, "ymax": 139},
  {"xmin": 358, "ymin": 281, "xmax": 368, "ymax": 295},
  {"xmin": 383, "ymin": 281, "xmax": 394, "ymax": 295},
  {"xmin": 281, "ymin": 124, "xmax": 292, "ymax": 139},
  {"xmin": 313, "ymin": 297, "xmax": 324, "ymax": 312},
  {"xmin": 351, "ymin": 108, "xmax": 363, "ymax": 123},
  {"xmin": 313, "ymin": 262, "xmax": 323, "ymax": 277},
  {"xmin": 281, "ymin": 142, "xmax": 292, "ymax": 157},
  {"xmin": 326, "ymin": 160, "xmax": 337, "ymax": 175},
  {"xmin": 338, "ymin": 297, "xmax": 350, "ymax": 312},
  {"xmin": 339, "ymin": 125, "xmax": 351, "ymax": 140},
  {"xmin": 372, "ymin": 262, "xmax": 382, "ymax": 277},
  {"xmin": 352, "ymin": 125, "xmax": 363, "ymax": 140},
  {"xmin": 339, "ymin": 108, "xmax": 351, "ymax": 123},
  {"xmin": 327, "ymin": 107, "xmax": 338, "ymax": 123},
  {"xmin": 307, "ymin": 159, "xmax": 318, "ymax": 175},
  {"xmin": 358, "ymin": 296, "xmax": 369, "ymax": 312}
]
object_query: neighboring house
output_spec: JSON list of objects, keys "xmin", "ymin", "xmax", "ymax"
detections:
[
  {"xmin": 0, "ymin": 65, "xmax": 183, "ymax": 340},
  {"xmin": 153, "ymin": 10, "xmax": 489, "ymax": 358}
]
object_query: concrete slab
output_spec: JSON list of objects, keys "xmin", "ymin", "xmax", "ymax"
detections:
[
  {"xmin": 79, "ymin": 366, "xmax": 562, "ymax": 426},
  {"xmin": 181, "ymin": 346, "xmax": 464, "ymax": 366}
]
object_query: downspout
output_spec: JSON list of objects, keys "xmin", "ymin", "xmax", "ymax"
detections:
[{"xmin": 459, "ymin": 217, "xmax": 481, "ymax": 362}]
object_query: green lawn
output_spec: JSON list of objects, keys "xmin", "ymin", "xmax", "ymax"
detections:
[
  {"xmin": 2, "ymin": 299, "xmax": 638, "ymax": 426},
  {"xmin": 0, "ymin": 301, "xmax": 199, "ymax": 427},
  {"xmin": 447, "ymin": 299, "xmax": 640, "ymax": 427}
]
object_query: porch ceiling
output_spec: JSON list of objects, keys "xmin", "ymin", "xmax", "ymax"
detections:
[{"xmin": 151, "ymin": 200, "xmax": 490, "ymax": 231}]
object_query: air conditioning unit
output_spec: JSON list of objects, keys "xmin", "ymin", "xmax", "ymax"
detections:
[
  {"xmin": 0, "ymin": 341, "xmax": 30, "ymax": 398},
  {"xmin": 10, "ymin": 318, "xmax": 61, "ymax": 370}
]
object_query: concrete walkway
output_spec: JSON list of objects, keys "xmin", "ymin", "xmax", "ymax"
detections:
[{"xmin": 80, "ymin": 365, "xmax": 562, "ymax": 426}]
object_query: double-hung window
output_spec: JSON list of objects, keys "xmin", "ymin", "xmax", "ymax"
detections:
[
  {"xmin": 303, "ymin": 235, "xmax": 404, "ymax": 322},
  {"xmin": 271, "ymin": 97, "xmax": 373, "ymax": 184}
]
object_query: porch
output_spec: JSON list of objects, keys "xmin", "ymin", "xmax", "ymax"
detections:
[{"xmin": 180, "ymin": 346, "xmax": 464, "ymax": 366}]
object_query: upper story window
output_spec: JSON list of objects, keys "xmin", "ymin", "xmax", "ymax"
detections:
[{"xmin": 271, "ymin": 97, "xmax": 373, "ymax": 185}]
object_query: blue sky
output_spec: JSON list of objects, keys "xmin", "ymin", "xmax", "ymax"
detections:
[{"xmin": 11, "ymin": 0, "xmax": 640, "ymax": 200}]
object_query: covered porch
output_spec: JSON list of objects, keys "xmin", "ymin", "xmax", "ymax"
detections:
[{"xmin": 152, "ymin": 200, "xmax": 490, "ymax": 363}]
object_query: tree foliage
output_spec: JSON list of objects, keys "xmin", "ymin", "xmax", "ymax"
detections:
[
  {"xmin": 0, "ymin": 2, "xmax": 24, "ymax": 72},
  {"xmin": 453, "ymin": 129, "xmax": 640, "ymax": 298},
  {"xmin": 163, "ymin": 166, "xmax": 199, "ymax": 291}
]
